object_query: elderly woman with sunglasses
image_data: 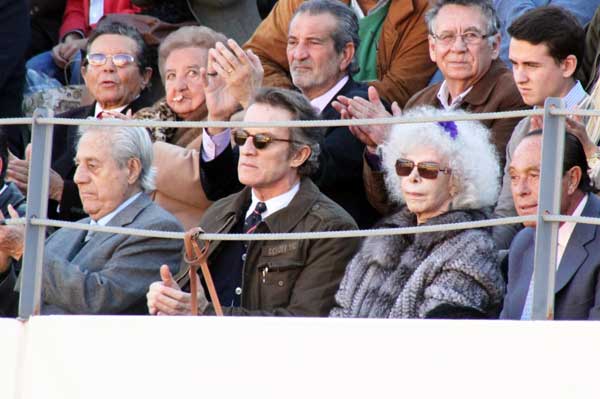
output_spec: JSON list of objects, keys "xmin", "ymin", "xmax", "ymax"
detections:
[{"xmin": 330, "ymin": 107, "xmax": 505, "ymax": 319}]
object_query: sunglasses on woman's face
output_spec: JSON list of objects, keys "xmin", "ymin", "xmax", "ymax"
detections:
[
  {"xmin": 232, "ymin": 129, "xmax": 303, "ymax": 150},
  {"xmin": 86, "ymin": 53, "xmax": 136, "ymax": 68},
  {"xmin": 395, "ymin": 159, "xmax": 452, "ymax": 179}
]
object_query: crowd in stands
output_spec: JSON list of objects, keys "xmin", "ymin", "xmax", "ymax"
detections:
[{"xmin": 0, "ymin": 0, "xmax": 599, "ymax": 320}]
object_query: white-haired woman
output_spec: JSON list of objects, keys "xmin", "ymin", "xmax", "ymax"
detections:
[{"xmin": 330, "ymin": 107, "xmax": 505, "ymax": 319}]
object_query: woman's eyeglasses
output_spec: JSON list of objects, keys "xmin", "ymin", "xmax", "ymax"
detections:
[
  {"xmin": 395, "ymin": 159, "xmax": 452, "ymax": 179},
  {"xmin": 86, "ymin": 53, "xmax": 136, "ymax": 68},
  {"xmin": 232, "ymin": 129, "xmax": 304, "ymax": 150}
]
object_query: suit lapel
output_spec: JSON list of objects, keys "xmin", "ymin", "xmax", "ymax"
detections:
[
  {"xmin": 86, "ymin": 193, "xmax": 151, "ymax": 248},
  {"xmin": 320, "ymin": 78, "xmax": 357, "ymax": 120},
  {"xmin": 555, "ymin": 195, "xmax": 599, "ymax": 293}
]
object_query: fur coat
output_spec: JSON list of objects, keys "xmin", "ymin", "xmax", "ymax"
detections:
[{"xmin": 330, "ymin": 207, "xmax": 505, "ymax": 319}]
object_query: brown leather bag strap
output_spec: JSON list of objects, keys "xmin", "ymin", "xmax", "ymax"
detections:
[{"xmin": 183, "ymin": 228, "xmax": 223, "ymax": 316}]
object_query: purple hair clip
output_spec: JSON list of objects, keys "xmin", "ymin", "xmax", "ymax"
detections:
[{"xmin": 437, "ymin": 121, "xmax": 458, "ymax": 140}]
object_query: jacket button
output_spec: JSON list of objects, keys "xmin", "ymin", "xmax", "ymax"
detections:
[
  {"xmin": 235, "ymin": 287, "xmax": 242, "ymax": 295},
  {"xmin": 241, "ymin": 253, "xmax": 247, "ymax": 262},
  {"xmin": 277, "ymin": 281, "xmax": 284, "ymax": 287}
]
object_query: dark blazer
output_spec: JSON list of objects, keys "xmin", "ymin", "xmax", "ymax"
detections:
[
  {"xmin": 0, "ymin": 0, "xmax": 30, "ymax": 157},
  {"xmin": 200, "ymin": 78, "xmax": 379, "ymax": 228},
  {"xmin": 0, "ymin": 193, "xmax": 183, "ymax": 316},
  {"xmin": 501, "ymin": 193, "xmax": 600, "ymax": 320},
  {"xmin": 49, "ymin": 95, "xmax": 153, "ymax": 221}
]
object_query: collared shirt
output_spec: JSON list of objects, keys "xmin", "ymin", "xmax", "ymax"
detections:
[
  {"xmin": 89, "ymin": 0, "xmax": 104, "ymax": 25},
  {"xmin": 530, "ymin": 81, "xmax": 587, "ymax": 114},
  {"xmin": 245, "ymin": 182, "xmax": 300, "ymax": 220},
  {"xmin": 561, "ymin": 80, "xmax": 587, "ymax": 110},
  {"xmin": 436, "ymin": 80, "xmax": 473, "ymax": 110},
  {"xmin": 94, "ymin": 103, "xmax": 128, "ymax": 118},
  {"xmin": 557, "ymin": 194, "xmax": 588, "ymax": 265},
  {"xmin": 350, "ymin": 0, "xmax": 390, "ymax": 18},
  {"xmin": 89, "ymin": 192, "xmax": 141, "ymax": 227},
  {"xmin": 310, "ymin": 75, "xmax": 349, "ymax": 113},
  {"xmin": 201, "ymin": 128, "xmax": 231, "ymax": 162}
]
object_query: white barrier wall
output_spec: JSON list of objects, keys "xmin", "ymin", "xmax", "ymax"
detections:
[
  {"xmin": 0, "ymin": 319, "xmax": 24, "ymax": 399},
  {"xmin": 4, "ymin": 316, "xmax": 600, "ymax": 399}
]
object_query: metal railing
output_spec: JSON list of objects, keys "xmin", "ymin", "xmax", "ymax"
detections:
[{"xmin": 9, "ymin": 98, "xmax": 593, "ymax": 320}]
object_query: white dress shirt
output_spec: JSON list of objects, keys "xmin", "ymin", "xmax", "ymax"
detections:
[{"xmin": 245, "ymin": 182, "xmax": 300, "ymax": 220}]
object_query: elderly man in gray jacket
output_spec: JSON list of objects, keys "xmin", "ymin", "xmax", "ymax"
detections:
[{"xmin": 0, "ymin": 125, "xmax": 183, "ymax": 316}]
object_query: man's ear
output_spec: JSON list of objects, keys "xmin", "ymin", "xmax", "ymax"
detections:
[
  {"xmin": 561, "ymin": 54, "xmax": 578, "ymax": 79},
  {"xmin": 489, "ymin": 33, "xmax": 501, "ymax": 60},
  {"xmin": 339, "ymin": 42, "xmax": 355, "ymax": 73},
  {"xmin": 290, "ymin": 145, "xmax": 312, "ymax": 169},
  {"xmin": 81, "ymin": 64, "xmax": 88, "ymax": 85},
  {"xmin": 428, "ymin": 34, "xmax": 437, "ymax": 63},
  {"xmin": 127, "ymin": 158, "xmax": 143, "ymax": 185},
  {"xmin": 141, "ymin": 67, "xmax": 153, "ymax": 90},
  {"xmin": 567, "ymin": 165, "xmax": 582, "ymax": 195}
]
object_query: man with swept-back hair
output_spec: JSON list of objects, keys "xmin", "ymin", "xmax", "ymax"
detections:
[
  {"xmin": 200, "ymin": 0, "xmax": 380, "ymax": 227},
  {"xmin": 147, "ymin": 87, "xmax": 358, "ymax": 317},
  {"xmin": 0, "ymin": 125, "xmax": 182, "ymax": 316},
  {"xmin": 502, "ymin": 130, "xmax": 600, "ymax": 320},
  {"xmin": 245, "ymin": 0, "xmax": 434, "ymax": 106}
]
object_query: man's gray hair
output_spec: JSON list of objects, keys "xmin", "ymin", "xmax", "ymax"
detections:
[
  {"xmin": 77, "ymin": 125, "xmax": 156, "ymax": 192},
  {"xmin": 381, "ymin": 106, "xmax": 500, "ymax": 210},
  {"xmin": 293, "ymin": 0, "xmax": 360, "ymax": 74},
  {"xmin": 425, "ymin": 0, "xmax": 500, "ymax": 45}
]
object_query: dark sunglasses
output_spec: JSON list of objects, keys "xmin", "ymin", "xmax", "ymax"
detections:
[
  {"xmin": 86, "ymin": 53, "xmax": 136, "ymax": 68},
  {"xmin": 395, "ymin": 158, "xmax": 452, "ymax": 179},
  {"xmin": 232, "ymin": 129, "xmax": 304, "ymax": 150}
]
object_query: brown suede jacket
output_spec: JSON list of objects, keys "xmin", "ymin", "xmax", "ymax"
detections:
[
  {"xmin": 176, "ymin": 178, "xmax": 359, "ymax": 316},
  {"xmin": 244, "ymin": 0, "xmax": 436, "ymax": 106}
]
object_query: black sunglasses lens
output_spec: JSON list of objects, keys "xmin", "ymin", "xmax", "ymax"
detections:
[
  {"xmin": 233, "ymin": 131, "xmax": 248, "ymax": 146},
  {"xmin": 252, "ymin": 134, "xmax": 270, "ymax": 149}
]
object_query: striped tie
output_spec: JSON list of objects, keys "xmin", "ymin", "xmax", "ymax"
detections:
[{"xmin": 244, "ymin": 202, "xmax": 267, "ymax": 234}]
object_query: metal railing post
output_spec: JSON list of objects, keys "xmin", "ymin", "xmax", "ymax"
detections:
[
  {"xmin": 18, "ymin": 108, "xmax": 53, "ymax": 319},
  {"xmin": 531, "ymin": 98, "xmax": 565, "ymax": 320}
]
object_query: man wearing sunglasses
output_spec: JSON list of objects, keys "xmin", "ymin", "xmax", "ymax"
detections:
[
  {"xmin": 7, "ymin": 21, "xmax": 154, "ymax": 223},
  {"xmin": 199, "ymin": 0, "xmax": 379, "ymax": 228},
  {"xmin": 147, "ymin": 87, "xmax": 359, "ymax": 316}
]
